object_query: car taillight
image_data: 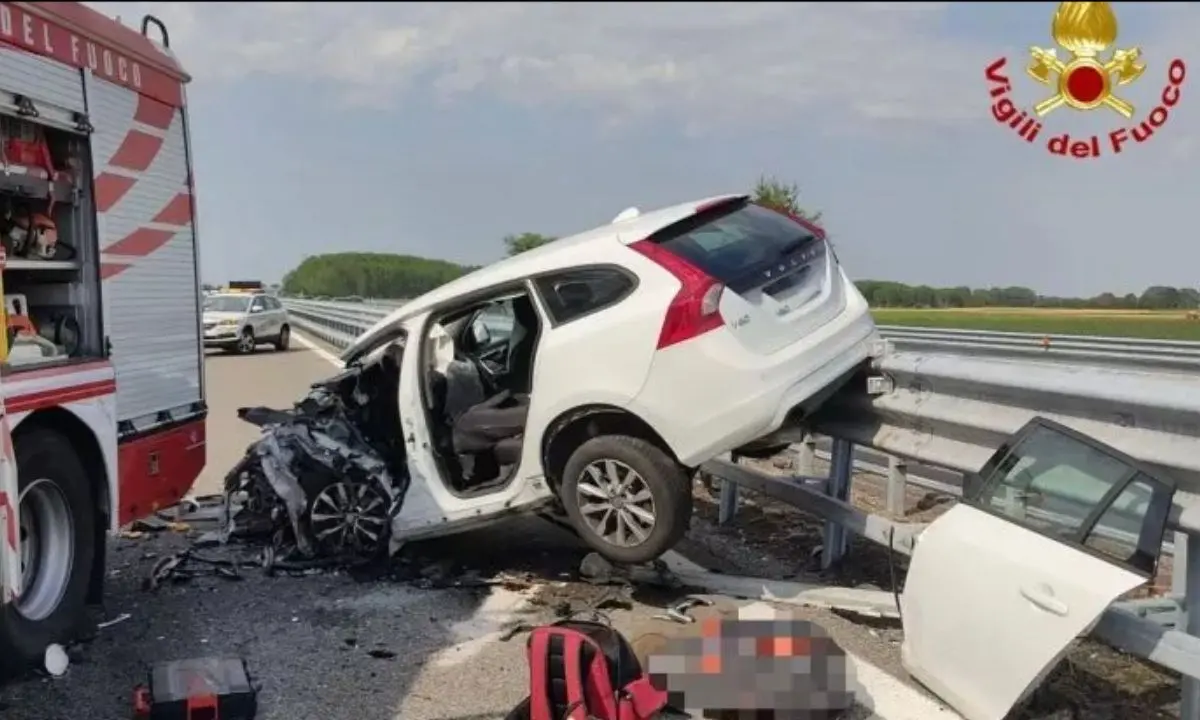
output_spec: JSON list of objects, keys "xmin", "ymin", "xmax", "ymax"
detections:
[{"xmin": 630, "ymin": 239, "xmax": 725, "ymax": 349}]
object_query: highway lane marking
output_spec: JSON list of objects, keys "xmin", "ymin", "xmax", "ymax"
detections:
[
  {"xmin": 290, "ymin": 329, "xmax": 961, "ymax": 720},
  {"xmin": 291, "ymin": 331, "xmax": 345, "ymax": 367}
]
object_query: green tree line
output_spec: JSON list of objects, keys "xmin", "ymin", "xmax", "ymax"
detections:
[
  {"xmin": 281, "ymin": 252, "xmax": 477, "ymax": 299},
  {"xmin": 280, "ymin": 177, "xmax": 1199, "ymax": 310},
  {"xmin": 856, "ymin": 282, "xmax": 1200, "ymax": 310}
]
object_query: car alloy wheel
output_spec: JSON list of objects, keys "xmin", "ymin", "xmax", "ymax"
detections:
[
  {"xmin": 574, "ymin": 459, "xmax": 658, "ymax": 548},
  {"xmin": 237, "ymin": 330, "xmax": 255, "ymax": 353}
]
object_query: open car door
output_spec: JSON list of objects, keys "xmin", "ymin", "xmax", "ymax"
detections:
[{"xmin": 900, "ymin": 417, "xmax": 1175, "ymax": 720}]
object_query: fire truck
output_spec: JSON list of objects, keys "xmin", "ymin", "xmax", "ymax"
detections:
[{"xmin": 0, "ymin": 3, "xmax": 204, "ymax": 672}]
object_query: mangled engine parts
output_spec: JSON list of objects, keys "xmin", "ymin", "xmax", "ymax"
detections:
[{"xmin": 223, "ymin": 354, "xmax": 408, "ymax": 565}]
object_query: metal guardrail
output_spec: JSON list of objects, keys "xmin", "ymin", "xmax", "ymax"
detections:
[
  {"xmin": 877, "ymin": 325, "xmax": 1200, "ymax": 373},
  {"xmin": 281, "ymin": 296, "xmax": 1200, "ymax": 703},
  {"xmin": 284, "ymin": 297, "xmax": 1200, "ymax": 372}
]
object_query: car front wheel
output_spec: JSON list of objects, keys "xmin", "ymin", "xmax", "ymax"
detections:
[
  {"xmin": 236, "ymin": 328, "xmax": 256, "ymax": 354},
  {"xmin": 559, "ymin": 435, "xmax": 691, "ymax": 565}
]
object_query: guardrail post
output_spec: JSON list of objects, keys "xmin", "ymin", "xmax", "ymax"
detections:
[
  {"xmin": 1176, "ymin": 531, "xmax": 1189, "ymax": 597},
  {"xmin": 1182, "ymin": 532, "xmax": 1200, "ymax": 719},
  {"xmin": 821, "ymin": 438, "xmax": 854, "ymax": 569},
  {"xmin": 886, "ymin": 456, "xmax": 908, "ymax": 517},
  {"xmin": 718, "ymin": 452, "xmax": 739, "ymax": 526},
  {"xmin": 796, "ymin": 434, "xmax": 817, "ymax": 475}
]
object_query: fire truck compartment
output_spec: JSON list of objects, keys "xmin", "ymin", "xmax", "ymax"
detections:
[
  {"xmin": 0, "ymin": 43, "xmax": 205, "ymax": 430},
  {"xmin": 0, "ymin": 113, "xmax": 104, "ymax": 370}
]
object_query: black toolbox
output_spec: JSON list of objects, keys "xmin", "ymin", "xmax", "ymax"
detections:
[{"xmin": 133, "ymin": 656, "xmax": 257, "ymax": 720}]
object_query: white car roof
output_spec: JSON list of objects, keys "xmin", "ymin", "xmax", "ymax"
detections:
[{"xmin": 340, "ymin": 193, "xmax": 746, "ymax": 363}]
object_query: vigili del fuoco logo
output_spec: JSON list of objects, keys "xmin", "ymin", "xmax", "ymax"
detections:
[{"xmin": 985, "ymin": 2, "xmax": 1185, "ymax": 159}]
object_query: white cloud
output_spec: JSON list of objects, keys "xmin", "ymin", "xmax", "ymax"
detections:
[{"xmin": 88, "ymin": 1, "xmax": 997, "ymax": 130}]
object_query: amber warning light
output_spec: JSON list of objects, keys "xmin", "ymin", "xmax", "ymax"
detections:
[{"xmin": 985, "ymin": 2, "xmax": 1185, "ymax": 159}]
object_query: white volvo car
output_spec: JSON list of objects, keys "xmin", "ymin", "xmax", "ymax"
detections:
[{"xmin": 322, "ymin": 193, "xmax": 880, "ymax": 562}]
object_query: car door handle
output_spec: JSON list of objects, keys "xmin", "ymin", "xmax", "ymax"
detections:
[{"xmin": 1020, "ymin": 585, "xmax": 1069, "ymax": 616}]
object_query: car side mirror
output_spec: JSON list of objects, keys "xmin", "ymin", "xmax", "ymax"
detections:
[
  {"xmin": 250, "ymin": 306, "xmax": 264, "ymax": 314},
  {"xmin": 472, "ymin": 322, "xmax": 491, "ymax": 346}
]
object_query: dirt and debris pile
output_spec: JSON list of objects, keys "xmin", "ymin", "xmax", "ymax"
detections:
[{"xmin": 222, "ymin": 346, "xmax": 409, "ymax": 566}]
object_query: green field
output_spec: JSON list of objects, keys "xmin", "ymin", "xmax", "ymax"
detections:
[{"xmin": 870, "ymin": 308, "xmax": 1200, "ymax": 341}]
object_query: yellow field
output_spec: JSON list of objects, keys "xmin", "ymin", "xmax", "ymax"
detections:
[{"xmin": 870, "ymin": 307, "xmax": 1200, "ymax": 340}]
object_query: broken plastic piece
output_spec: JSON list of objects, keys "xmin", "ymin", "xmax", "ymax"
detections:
[
  {"xmin": 44, "ymin": 643, "xmax": 68, "ymax": 677},
  {"xmin": 97, "ymin": 612, "xmax": 132, "ymax": 630}
]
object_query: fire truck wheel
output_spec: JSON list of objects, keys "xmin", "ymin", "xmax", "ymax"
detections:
[
  {"xmin": 275, "ymin": 325, "xmax": 291, "ymax": 352},
  {"xmin": 0, "ymin": 429, "xmax": 96, "ymax": 675},
  {"xmin": 236, "ymin": 328, "xmax": 256, "ymax": 354}
]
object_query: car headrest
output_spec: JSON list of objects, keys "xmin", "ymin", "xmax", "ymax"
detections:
[{"xmin": 428, "ymin": 324, "xmax": 454, "ymax": 374}]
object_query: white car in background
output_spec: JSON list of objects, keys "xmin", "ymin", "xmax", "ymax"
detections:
[
  {"xmin": 330, "ymin": 193, "xmax": 880, "ymax": 562},
  {"xmin": 203, "ymin": 291, "xmax": 292, "ymax": 354}
]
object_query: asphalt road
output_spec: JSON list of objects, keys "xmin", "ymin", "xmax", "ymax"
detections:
[{"xmin": 0, "ymin": 340, "xmax": 953, "ymax": 720}]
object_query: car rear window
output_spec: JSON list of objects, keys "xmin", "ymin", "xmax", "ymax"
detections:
[{"xmin": 647, "ymin": 200, "xmax": 824, "ymax": 292}]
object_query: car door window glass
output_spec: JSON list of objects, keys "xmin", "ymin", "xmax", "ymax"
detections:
[
  {"xmin": 974, "ymin": 425, "xmax": 1133, "ymax": 542},
  {"xmin": 468, "ymin": 303, "xmax": 512, "ymax": 346},
  {"xmin": 250, "ymin": 298, "xmax": 266, "ymax": 312},
  {"xmin": 1084, "ymin": 473, "xmax": 1172, "ymax": 574},
  {"xmin": 535, "ymin": 268, "xmax": 634, "ymax": 325},
  {"xmin": 463, "ymin": 301, "xmax": 516, "ymax": 367},
  {"xmin": 265, "ymin": 297, "xmax": 281, "ymax": 311}
]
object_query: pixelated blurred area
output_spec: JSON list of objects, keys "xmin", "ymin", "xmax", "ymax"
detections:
[{"xmin": 635, "ymin": 602, "xmax": 857, "ymax": 719}]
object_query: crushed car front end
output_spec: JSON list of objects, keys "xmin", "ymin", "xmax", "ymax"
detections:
[{"xmin": 223, "ymin": 343, "xmax": 409, "ymax": 565}]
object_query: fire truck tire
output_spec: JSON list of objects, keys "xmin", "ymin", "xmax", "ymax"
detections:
[
  {"xmin": 236, "ymin": 328, "xmax": 256, "ymax": 354},
  {"xmin": 0, "ymin": 429, "xmax": 96, "ymax": 675},
  {"xmin": 275, "ymin": 325, "xmax": 291, "ymax": 352}
]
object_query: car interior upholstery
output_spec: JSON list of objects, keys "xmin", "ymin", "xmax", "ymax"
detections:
[{"xmin": 425, "ymin": 294, "xmax": 541, "ymax": 492}]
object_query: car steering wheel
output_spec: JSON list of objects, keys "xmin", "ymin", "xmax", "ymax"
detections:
[{"xmin": 461, "ymin": 352, "xmax": 498, "ymax": 396}]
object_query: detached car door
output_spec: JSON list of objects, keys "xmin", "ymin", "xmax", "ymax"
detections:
[{"xmin": 901, "ymin": 417, "xmax": 1175, "ymax": 720}]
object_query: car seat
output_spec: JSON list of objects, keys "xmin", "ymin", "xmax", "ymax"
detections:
[
  {"xmin": 451, "ymin": 390, "xmax": 530, "ymax": 486},
  {"xmin": 504, "ymin": 297, "xmax": 540, "ymax": 394}
]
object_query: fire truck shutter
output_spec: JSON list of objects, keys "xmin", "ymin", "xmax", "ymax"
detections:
[{"xmin": 0, "ymin": 46, "xmax": 86, "ymax": 117}]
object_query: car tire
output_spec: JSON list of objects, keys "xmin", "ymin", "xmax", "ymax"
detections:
[
  {"xmin": 559, "ymin": 435, "xmax": 691, "ymax": 565},
  {"xmin": 0, "ymin": 429, "xmax": 96, "ymax": 676},
  {"xmin": 274, "ymin": 325, "xmax": 291, "ymax": 352},
  {"xmin": 236, "ymin": 328, "xmax": 256, "ymax": 355}
]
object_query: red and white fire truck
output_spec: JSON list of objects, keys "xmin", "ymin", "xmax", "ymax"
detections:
[{"xmin": 0, "ymin": 3, "xmax": 205, "ymax": 671}]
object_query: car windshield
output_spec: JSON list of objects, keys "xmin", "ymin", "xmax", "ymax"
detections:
[{"xmin": 204, "ymin": 295, "xmax": 251, "ymax": 313}]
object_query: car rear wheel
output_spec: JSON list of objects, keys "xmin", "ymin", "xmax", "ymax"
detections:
[
  {"xmin": 275, "ymin": 325, "xmax": 291, "ymax": 352},
  {"xmin": 559, "ymin": 435, "xmax": 691, "ymax": 565},
  {"xmin": 236, "ymin": 328, "xmax": 256, "ymax": 354},
  {"xmin": 0, "ymin": 429, "xmax": 96, "ymax": 675}
]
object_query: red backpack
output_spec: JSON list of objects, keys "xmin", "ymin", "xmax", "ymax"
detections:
[{"xmin": 507, "ymin": 619, "xmax": 671, "ymax": 720}]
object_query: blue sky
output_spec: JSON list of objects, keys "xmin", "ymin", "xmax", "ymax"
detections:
[{"xmin": 91, "ymin": 2, "xmax": 1200, "ymax": 298}]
